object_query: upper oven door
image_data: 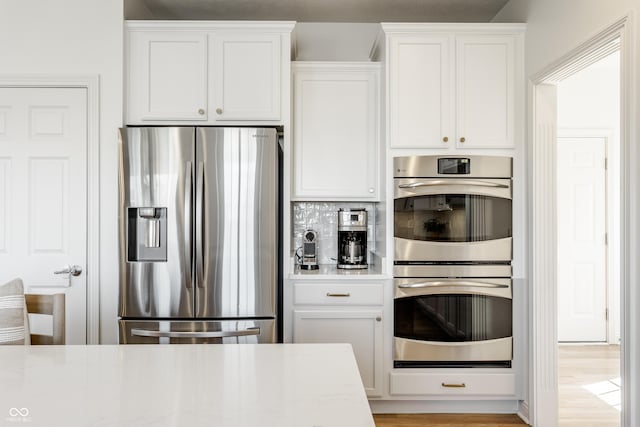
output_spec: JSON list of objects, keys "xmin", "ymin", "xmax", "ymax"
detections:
[{"xmin": 394, "ymin": 178, "xmax": 512, "ymax": 262}]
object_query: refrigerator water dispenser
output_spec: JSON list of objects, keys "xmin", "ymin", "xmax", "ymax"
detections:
[{"xmin": 127, "ymin": 207, "xmax": 167, "ymax": 262}]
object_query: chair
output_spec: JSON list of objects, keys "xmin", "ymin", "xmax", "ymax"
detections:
[{"xmin": 25, "ymin": 294, "xmax": 65, "ymax": 345}]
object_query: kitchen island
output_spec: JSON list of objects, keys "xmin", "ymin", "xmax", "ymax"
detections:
[{"xmin": 0, "ymin": 343, "xmax": 374, "ymax": 427}]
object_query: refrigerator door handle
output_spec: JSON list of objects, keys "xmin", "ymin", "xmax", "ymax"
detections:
[
  {"xmin": 185, "ymin": 161, "xmax": 193, "ymax": 289},
  {"xmin": 130, "ymin": 327, "xmax": 261, "ymax": 338},
  {"xmin": 195, "ymin": 161, "xmax": 205, "ymax": 289}
]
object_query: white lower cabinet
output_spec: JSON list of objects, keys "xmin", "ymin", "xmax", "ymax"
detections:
[
  {"xmin": 292, "ymin": 282, "xmax": 384, "ymax": 397},
  {"xmin": 389, "ymin": 372, "xmax": 516, "ymax": 398}
]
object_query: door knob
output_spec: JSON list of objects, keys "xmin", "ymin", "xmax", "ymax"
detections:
[{"xmin": 54, "ymin": 265, "xmax": 83, "ymax": 277}]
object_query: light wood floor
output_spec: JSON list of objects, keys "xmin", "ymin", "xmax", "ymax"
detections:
[
  {"xmin": 559, "ymin": 344, "xmax": 621, "ymax": 427},
  {"xmin": 373, "ymin": 345, "xmax": 620, "ymax": 426}
]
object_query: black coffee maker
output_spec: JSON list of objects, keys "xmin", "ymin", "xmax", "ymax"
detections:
[{"xmin": 337, "ymin": 209, "xmax": 368, "ymax": 269}]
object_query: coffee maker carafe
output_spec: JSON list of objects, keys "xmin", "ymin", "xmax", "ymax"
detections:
[{"xmin": 337, "ymin": 209, "xmax": 368, "ymax": 269}]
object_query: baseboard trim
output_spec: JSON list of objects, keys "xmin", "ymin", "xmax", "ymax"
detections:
[
  {"xmin": 517, "ymin": 400, "xmax": 530, "ymax": 425},
  {"xmin": 369, "ymin": 400, "xmax": 520, "ymax": 414}
]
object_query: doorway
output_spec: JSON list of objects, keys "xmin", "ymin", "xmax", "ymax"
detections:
[
  {"xmin": 529, "ymin": 16, "xmax": 634, "ymax": 427},
  {"xmin": 555, "ymin": 51, "xmax": 621, "ymax": 426},
  {"xmin": 0, "ymin": 81, "xmax": 99, "ymax": 345}
]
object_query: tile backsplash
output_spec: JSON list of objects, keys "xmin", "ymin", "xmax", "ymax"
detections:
[{"xmin": 292, "ymin": 202, "xmax": 376, "ymax": 265}]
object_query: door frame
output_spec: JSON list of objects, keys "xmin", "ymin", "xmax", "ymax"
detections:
[
  {"xmin": 557, "ymin": 128, "xmax": 618, "ymax": 344},
  {"xmin": 529, "ymin": 16, "xmax": 635, "ymax": 426},
  {"xmin": 0, "ymin": 75, "xmax": 100, "ymax": 344}
]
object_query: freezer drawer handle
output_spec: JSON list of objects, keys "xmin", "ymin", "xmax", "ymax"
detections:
[
  {"xmin": 326, "ymin": 292, "xmax": 351, "ymax": 297},
  {"xmin": 130, "ymin": 327, "xmax": 261, "ymax": 339},
  {"xmin": 398, "ymin": 180, "xmax": 509, "ymax": 189},
  {"xmin": 398, "ymin": 281, "xmax": 508, "ymax": 289}
]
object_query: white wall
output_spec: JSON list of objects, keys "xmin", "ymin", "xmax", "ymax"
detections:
[
  {"xmin": 293, "ymin": 23, "xmax": 380, "ymax": 61},
  {"xmin": 0, "ymin": 0, "xmax": 124, "ymax": 343},
  {"xmin": 493, "ymin": 0, "xmax": 636, "ymax": 75},
  {"xmin": 494, "ymin": 0, "xmax": 640, "ymax": 424}
]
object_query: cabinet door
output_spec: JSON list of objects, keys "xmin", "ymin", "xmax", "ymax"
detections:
[
  {"xmin": 293, "ymin": 68, "xmax": 379, "ymax": 199},
  {"xmin": 456, "ymin": 35, "xmax": 515, "ymax": 148},
  {"xmin": 212, "ymin": 34, "xmax": 281, "ymax": 121},
  {"xmin": 388, "ymin": 35, "xmax": 452, "ymax": 148},
  {"xmin": 127, "ymin": 31, "xmax": 208, "ymax": 122},
  {"xmin": 293, "ymin": 309, "xmax": 383, "ymax": 397}
]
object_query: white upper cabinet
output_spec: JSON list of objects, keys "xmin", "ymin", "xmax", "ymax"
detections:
[
  {"xmin": 384, "ymin": 24, "xmax": 524, "ymax": 149},
  {"xmin": 125, "ymin": 22, "xmax": 294, "ymax": 125},
  {"xmin": 292, "ymin": 62, "xmax": 380, "ymax": 200},
  {"xmin": 389, "ymin": 35, "xmax": 451, "ymax": 149},
  {"xmin": 455, "ymin": 35, "xmax": 515, "ymax": 148},
  {"xmin": 128, "ymin": 31, "xmax": 209, "ymax": 122},
  {"xmin": 211, "ymin": 34, "xmax": 281, "ymax": 121}
]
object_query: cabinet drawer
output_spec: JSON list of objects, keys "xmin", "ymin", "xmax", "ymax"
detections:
[
  {"xmin": 389, "ymin": 372, "xmax": 516, "ymax": 397},
  {"xmin": 294, "ymin": 282, "xmax": 384, "ymax": 306}
]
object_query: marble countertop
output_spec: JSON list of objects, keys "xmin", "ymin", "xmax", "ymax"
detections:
[{"xmin": 0, "ymin": 344, "xmax": 375, "ymax": 427}]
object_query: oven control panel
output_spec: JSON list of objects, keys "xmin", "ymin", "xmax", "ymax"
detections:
[{"xmin": 437, "ymin": 158, "xmax": 470, "ymax": 174}]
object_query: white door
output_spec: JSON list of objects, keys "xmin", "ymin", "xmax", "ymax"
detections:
[
  {"xmin": 127, "ymin": 31, "xmax": 208, "ymax": 123},
  {"xmin": 211, "ymin": 33, "xmax": 281, "ymax": 121},
  {"xmin": 293, "ymin": 309, "xmax": 383, "ymax": 397},
  {"xmin": 557, "ymin": 136, "xmax": 607, "ymax": 342},
  {"xmin": 455, "ymin": 35, "xmax": 515, "ymax": 148},
  {"xmin": 0, "ymin": 87, "xmax": 87, "ymax": 344},
  {"xmin": 388, "ymin": 35, "xmax": 451, "ymax": 148},
  {"xmin": 292, "ymin": 65, "xmax": 378, "ymax": 200}
]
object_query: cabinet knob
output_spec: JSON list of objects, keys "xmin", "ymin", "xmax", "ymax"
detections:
[
  {"xmin": 198, "ymin": 109, "xmax": 205, "ymax": 115},
  {"xmin": 459, "ymin": 137, "xmax": 466, "ymax": 143},
  {"xmin": 376, "ymin": 316, "xmax": 382, "ymax": 322},
  {"xmin": 369, "ymin": 188, "xmax": 375, "ymax": 193},
  {"xmin": 216, "ymin": 108, "xmax": 223, "ymax": 115},
  {"xmin": 443, "ymin": 136, "xmax": 449, "ymax": 142}
]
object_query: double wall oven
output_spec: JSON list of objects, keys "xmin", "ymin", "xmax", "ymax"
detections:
[{"xmin": 393, "ymin": 156, "xmax": 513, "ymax": 368}]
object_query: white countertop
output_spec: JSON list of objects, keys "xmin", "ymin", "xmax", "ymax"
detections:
[
  {"xmin": 290, "ymin": 264, "xmax": 388, "ymax": 280},
  {"xmin": 0, "ymin": 344, "xmax": 374, "ymax": 427}
]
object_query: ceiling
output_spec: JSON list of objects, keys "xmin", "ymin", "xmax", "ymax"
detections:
[{"xmin": 125, "ymin": 0, "xmax": 511, "ymax": 22}]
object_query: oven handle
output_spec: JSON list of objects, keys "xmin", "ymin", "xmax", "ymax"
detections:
[
  {"xmin": 398, "ymin": 281, "xmax": 509, "ymax": 289},
  {"xmin": 398, "ymin": 180, "xmax": 509, "ymax": 189}
]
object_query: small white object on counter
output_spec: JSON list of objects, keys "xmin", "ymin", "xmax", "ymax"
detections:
[{"xmin": 0, "ymin": 344, "xmax": 374, "ymax": 427}]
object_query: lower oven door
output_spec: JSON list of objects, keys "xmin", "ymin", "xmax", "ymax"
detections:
[
  {"xmin": 393, "ymin": 278, "xmax": 512, "ymax": 367},
  {"xmin": 119, "ymin": 319, "xmax": 276, "ymax": 344}
]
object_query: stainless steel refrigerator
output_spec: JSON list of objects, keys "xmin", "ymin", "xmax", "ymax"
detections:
[{"xmin": 118, "ymin": 127, "xmax": 280, "ymax": 344}]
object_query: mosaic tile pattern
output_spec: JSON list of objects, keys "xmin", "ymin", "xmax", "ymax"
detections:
[{"xmin": 292, "ymin": 202, "xmax": 376, "ymax": 265}]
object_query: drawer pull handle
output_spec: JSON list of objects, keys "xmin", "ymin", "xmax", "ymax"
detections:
[
  {"xmin": 442, "ymin": 383, "xmax": 466, "ymax": 388},
  {"xmin": 326, "ymin": 292, "xmax": 351, "ymax": 297}
]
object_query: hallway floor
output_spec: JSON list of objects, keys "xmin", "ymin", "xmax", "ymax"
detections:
[{"xmin": 558, "ymin": 344, "xmax": 621, "ymax": 426}]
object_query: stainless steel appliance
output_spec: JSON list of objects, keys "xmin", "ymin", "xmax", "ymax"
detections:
[
  {"xmin": 393, "ymin": 265, "xmax": 512, "ymax": 367},
  {"xmin": 393, "ymin": 155, "xmax": 513, "ymax": 367},
  {"xmin": 394, "ymin": 155, "xmax": 512, "ymax": 262},
  {"xmin": 118, "ymin": 127, "xmax": 280, "ymax": 344},
  {"xmin": 300, "ymin": 229, "xmax": 319, "ymax": 270},
  {"xmin": 337, "ymin": 209, "xmax": 368, "ymax": 270}
]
